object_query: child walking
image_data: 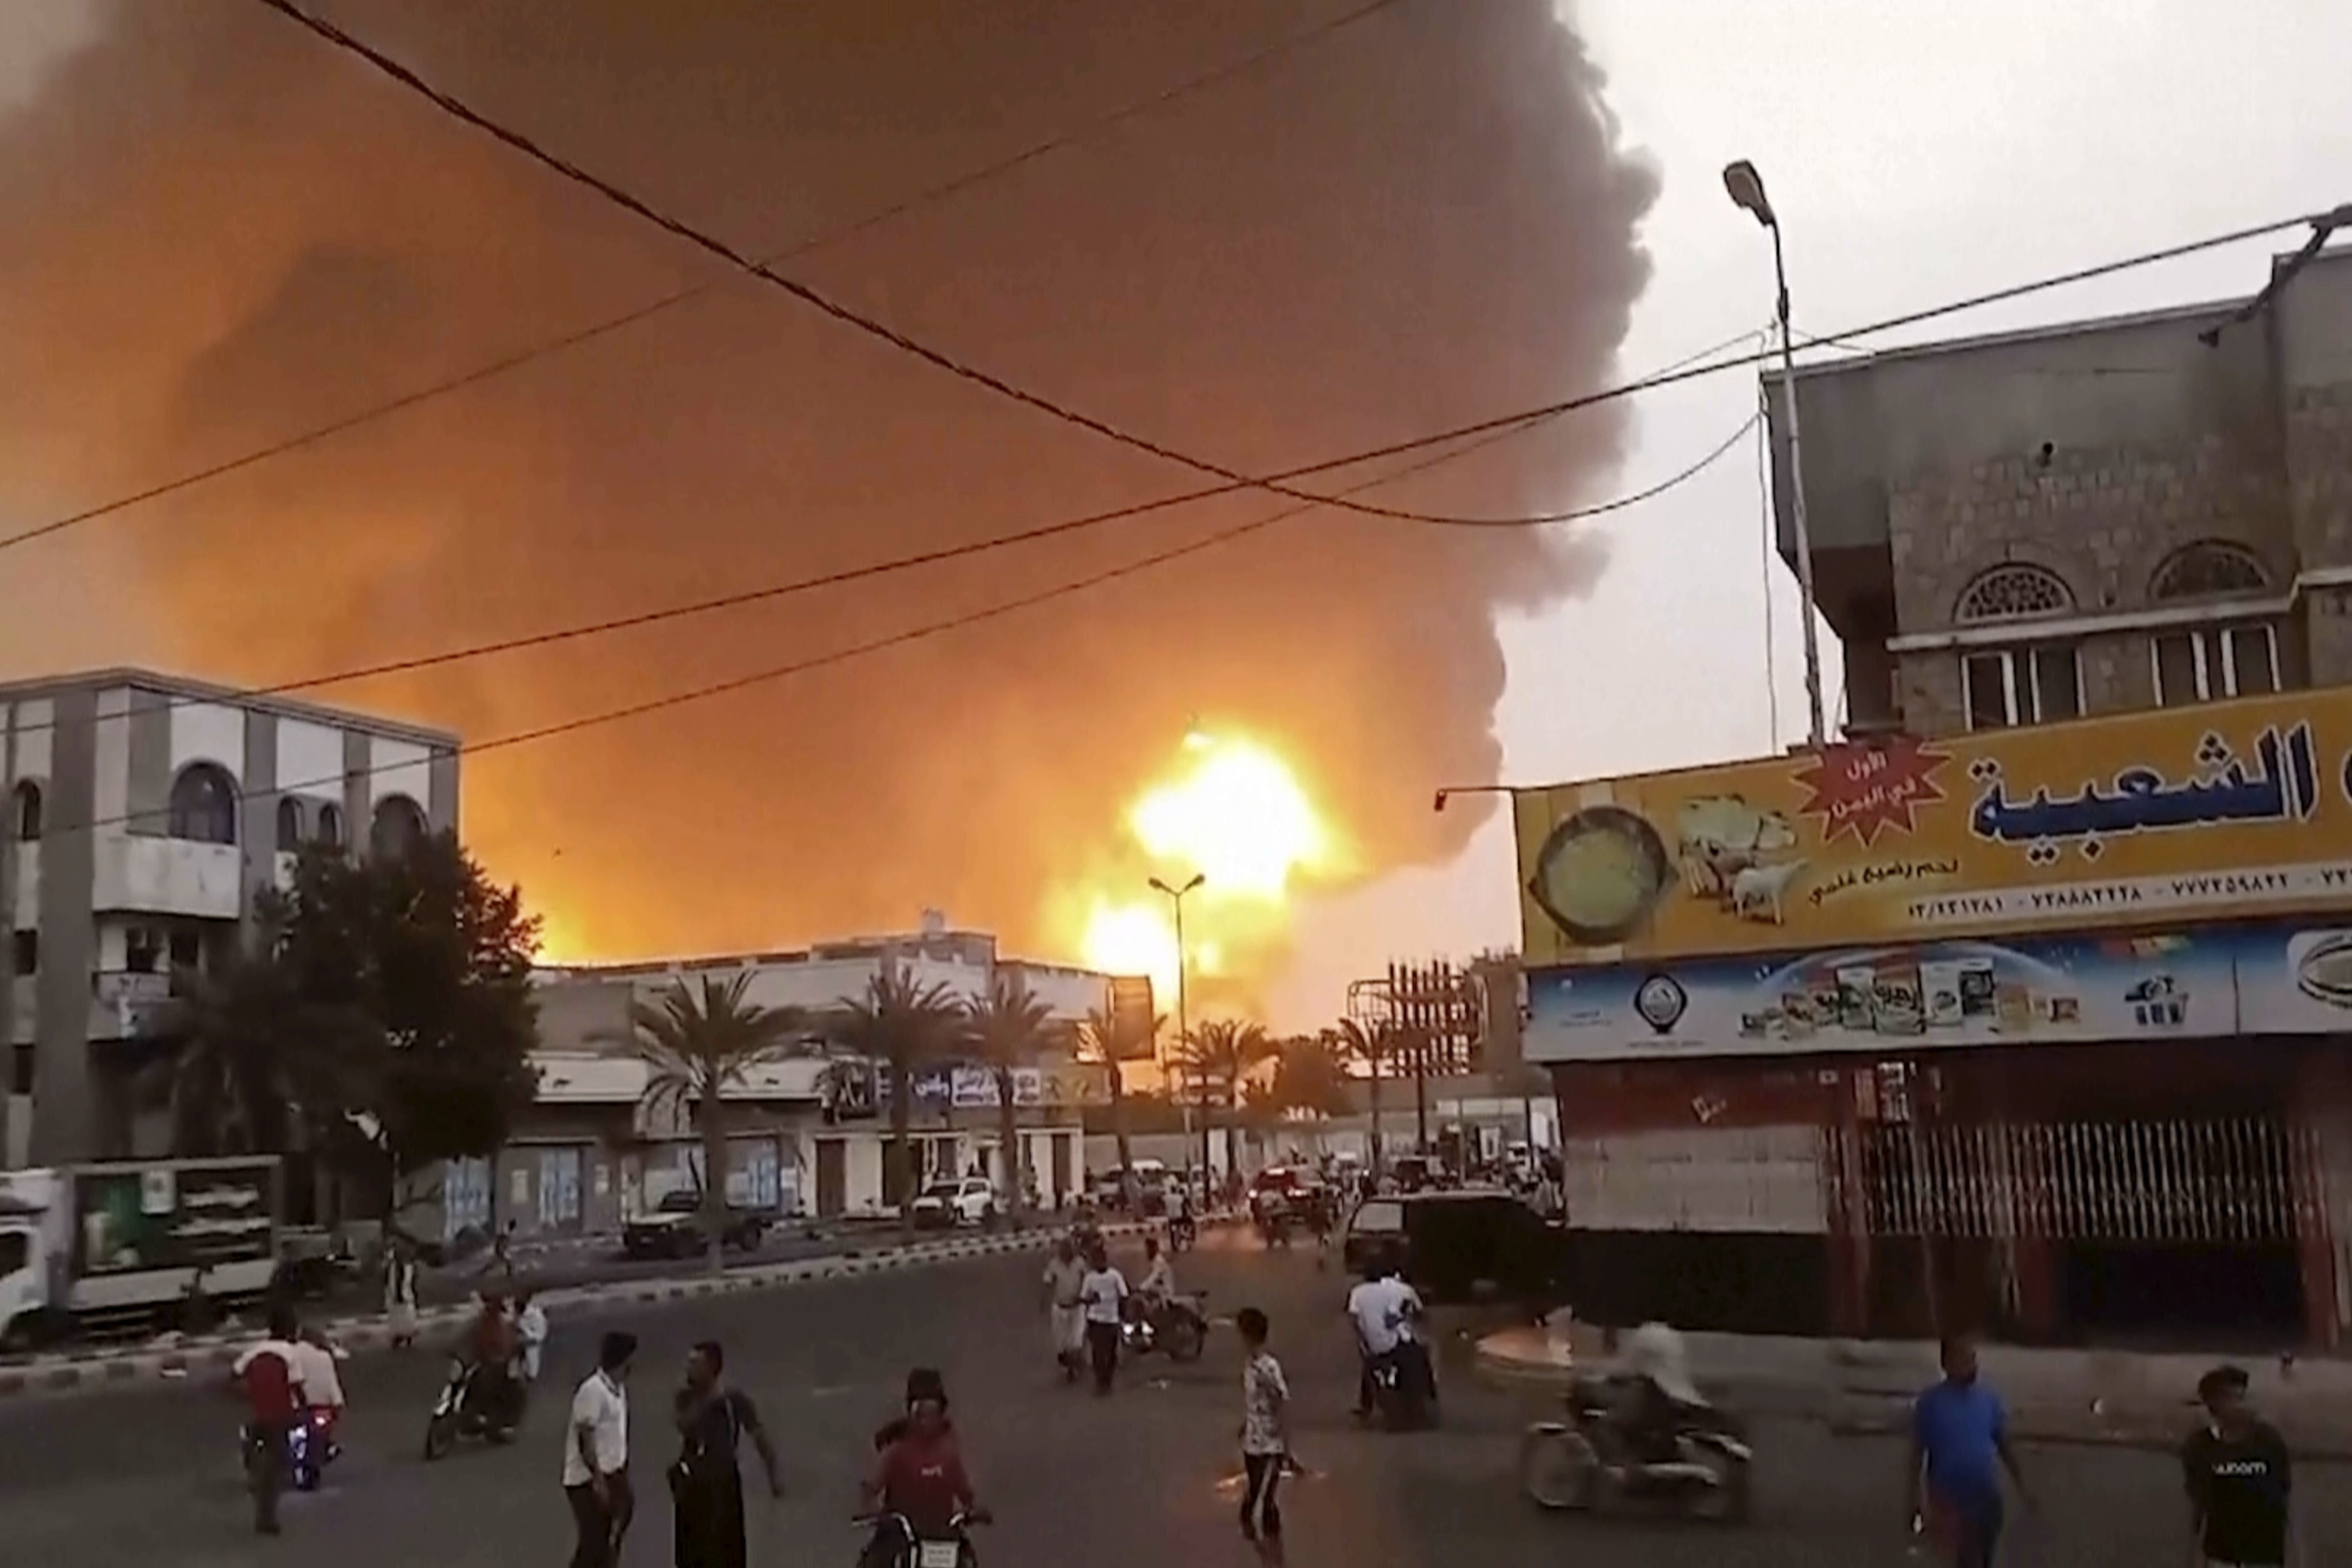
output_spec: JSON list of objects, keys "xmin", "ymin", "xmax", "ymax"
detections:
[{"xmin": 1235, "ymin": 1307, "xmax": 1291, "ymax": 1568}]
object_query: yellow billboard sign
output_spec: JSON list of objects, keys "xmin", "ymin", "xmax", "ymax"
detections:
[{"xmin": 1514, "ymin": 688, "xmax": 2352, "ymax": 967}]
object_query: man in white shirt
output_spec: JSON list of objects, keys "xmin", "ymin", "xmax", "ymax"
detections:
[
  {"xmin": 1344, "ymin": 1254, "xmax": 1423, "ymax": 1418},
  {"xmin": 1077, "ymin": 1240, "xmax": 1129, "ymax": 1396},
  {"xmin": 516, "ymin": 1290, "xmax": 549, "ymax": 1383},
  {"xmin": 564, "ymin": 1330, "xmax": 636, "ymax": 1568}
]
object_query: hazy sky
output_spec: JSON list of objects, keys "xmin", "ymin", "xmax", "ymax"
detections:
[
  {"xmin": 1266, "ymin": 0, "xmax": 2352, "ymax": 1023},
  {"xmin": 1, "ymin": 1, "xmax": 2345, "ymax": 1032}
]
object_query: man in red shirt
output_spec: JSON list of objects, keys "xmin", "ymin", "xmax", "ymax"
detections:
[
  {"xmin": 233, "ymin": 1306, "xmax": 308, "ymax": 1535},
  {"xmin": 866, "ymin": 1368, "xmax": 983, "ymax": 1558}
]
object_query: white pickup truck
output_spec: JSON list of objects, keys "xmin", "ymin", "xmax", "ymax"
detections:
[{"xmin": 0, "ymin": 1157, "xmax": 282, "ymax": 1352}]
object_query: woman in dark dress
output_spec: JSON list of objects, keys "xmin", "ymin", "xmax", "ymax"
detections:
[{"xmin": 671, "ymin": 1340, "xmax": 782, "ymax": 1568}]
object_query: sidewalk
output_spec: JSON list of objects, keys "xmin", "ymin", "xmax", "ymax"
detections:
[
  {"xmin": 1475, "ymin": 1318, "xmax": 2352, "ymax": 1458},
  {"xmin": 0, "ymin": 1219, "xmax": 1170, "ymax": 1403}
]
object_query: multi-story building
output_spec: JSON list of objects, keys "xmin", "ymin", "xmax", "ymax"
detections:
[
  {"xmin": 1521, "ymin": 246, "xmax": 2352, "ymax": 1349},
  {"xmin": 2, "ymin": 668, "xmax": 458, "ymax": 1166},
  {"xmin": 493, "ymin": 914, "xmax": 1119, "ymax": 1242}
]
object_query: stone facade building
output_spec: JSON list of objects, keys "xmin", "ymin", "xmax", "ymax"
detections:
[{"xmin": 1542, "ymin": 246, "xmax": 2352, "ymax": 1350}]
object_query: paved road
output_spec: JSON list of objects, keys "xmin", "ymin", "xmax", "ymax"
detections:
[{"xmin": 4, "ymin": 1230, "xmax": 2348, "ymax": 1567}]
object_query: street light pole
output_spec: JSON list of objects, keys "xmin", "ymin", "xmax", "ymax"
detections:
[
  {"xmin": 1149, "ymin": 872, "xmax": 1209, "ymax": 1187},
  {"xmin": 1724, "ymin": 158, "xmax": 1829, "ymax": 752}
]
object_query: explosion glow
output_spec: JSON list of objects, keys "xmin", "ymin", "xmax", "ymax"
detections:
[{"xmin": 1077, "ymin": 734, "xmax": 1339, "ymax": 1010}]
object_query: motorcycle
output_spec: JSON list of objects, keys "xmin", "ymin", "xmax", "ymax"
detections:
[
  {"xmin": 1166, "ymin": 1213, "xmax": 1195, "ymax": 1253},
  {"xmin": 1360, "ymin": 1340, "xmax": 1439, "ymax": 1430},
  {"xmin": 856, "ymin": 1506, "xmax": 988, "ymax": 1568},
  {"xmin": 1518, "ymin": 1373, "xmax": 1751, "ymax": 1523},
  {"xmin": 239, "ymin": 1405, "xmax": 339, "ymax": 1493},
  {"xmin": 1120, "ymin": 1293, "xmax": 1208, "ymax": 1363},
  {"xmin": 423, "ymin": 1357, "xmax": 522, "ymax": 1460}
]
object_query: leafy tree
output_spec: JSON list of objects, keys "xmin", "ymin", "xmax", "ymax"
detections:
[
  {"xmin": 1079, "ymin": 1005, "xmax": 1160, "ymax": 1191},
  {"xmin": 1171, "ymin": 1018, "xmax": 1278, "ymax": 1177},
  {"xmin": 151, "ymin": 935, "xmax": 371, "ymax": 1159},
  {"xmin": 596, "ymin": 973, "xmax": 809, "ymax": 1274},
  {"xmin": 224, "ymin": 834, "xmax": 540, "ymax": 1222},
  {"xmin": 1264, "ymin": 1032, "xmax": 1353, "ymax": 1119},
  {"xmin": 963, "ymin": 974, "xmax": 1054, "ymax": 1216},
  {"xmin": 828, "ymin": 961, "xmax": 969, "ymax": 1230}
]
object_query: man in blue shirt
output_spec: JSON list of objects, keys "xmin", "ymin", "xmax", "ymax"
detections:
[{"xmin": 1907, "ymin": 1335, "xmax": 2030, "ymax": 1568}]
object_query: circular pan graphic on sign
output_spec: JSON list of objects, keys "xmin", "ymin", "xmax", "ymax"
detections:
[
  {"xmin": 1525, "ymin": 805, "xmax": 1673, "ymax": 947},
  {"xmin": 1633, "ymin": 973, "xmax": 1688, "ymax": 1034}
]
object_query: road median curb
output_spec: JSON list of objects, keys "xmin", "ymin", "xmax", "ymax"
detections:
[{"xmin": 0, "ymin": 1219, "xmax": 1172, "ymax": 1404}]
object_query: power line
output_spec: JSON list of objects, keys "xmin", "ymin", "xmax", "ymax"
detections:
[
  {"xmin": 0, "ymin": 0, "xmax": 1408, "ymax": 560},
  {"xmin": 0, "ymin": 324, "xmax": 1768, "ymax": 742},
  {"xmin": 5, "ymin": 186, "xmax": 2334, "ymax": 739},
  {"xmin": 60, "ymin": 407, "xmax": 1760, "ymax": 831},
  {"xmin": 249, "ymin": 0, "xmax": 1798, "ymax": 533}
]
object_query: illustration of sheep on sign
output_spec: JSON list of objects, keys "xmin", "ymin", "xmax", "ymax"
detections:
[{"xmin": 1677, "ymin": 795, "xmax": 1805, "ymax": 926}]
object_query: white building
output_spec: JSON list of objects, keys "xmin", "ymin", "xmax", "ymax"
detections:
[
  {"xmin": 501, "ymin": 915, "xmax": 1117, "ymax": 1235},
  {"xmin": 2, "ymin": 668, "xmax": 458, "ymax": 1165}
]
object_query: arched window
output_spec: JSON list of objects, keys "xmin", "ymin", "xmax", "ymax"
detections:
[
  {"xmin": 2150, "ymin": 541, "xmax": 2269, "ymax": 602},
  {"xmin": 1954, "ymin": 563, "xmax": 2075, "ymax": 623},
  {"xmin": 275, "ymin": 797, "xmax": 303, "ymax": 848},
  {"xmin": 317, "ymin": 802, "xmax": 345, "ymax": 849},
  {"xmin": 370, "ymin": 795, "xmax": 427, "ymax": 860},
  {"xmin": 2150, "ymin": 542, "xmax": 2281, "ymax": 706},
  {"xmin": 166, "ymin": 763, "xmax": 238, "ymax": 845},
  {"xmin": 1955, "ymin": 565, "xmax": 2080, "ymax": 732},
  {"xmin": 10, "ymin": 780, "xmax": 40, "ymax": 843}
]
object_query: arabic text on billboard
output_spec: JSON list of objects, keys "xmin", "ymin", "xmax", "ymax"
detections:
[{"xmin": 1514, "ymin": 689, "xmax": 2352, "ymax": 968}]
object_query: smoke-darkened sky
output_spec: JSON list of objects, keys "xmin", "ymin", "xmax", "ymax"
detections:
[{"xmin": 0, "ymin": 0, "xmax": 1656, "ymax": 989}]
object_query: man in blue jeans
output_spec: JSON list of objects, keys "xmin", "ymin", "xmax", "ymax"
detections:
[{"xmin": 1907, "ymin": 1334, "xmax": 2031, "ymax": 1568}]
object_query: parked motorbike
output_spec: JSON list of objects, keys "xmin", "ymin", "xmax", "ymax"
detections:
[
  {"xmin": 856, "ymin": 1506, "xmax": 988, "ymax": 1568},
  {"xmin": 423, "ymin": 1357, "xmax": 522, "ymax": 1460},
  {"xmin": 1120, "ymin": 1293, "xmax": 1208, "ymax": 1363},
  {"xmin": 1518, "ymin": 1373, "xmax": 1752, "ymax": 1523}
]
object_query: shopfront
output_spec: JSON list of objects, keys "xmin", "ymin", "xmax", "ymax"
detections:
[{"xmin": 1517, "ymin": 691, "xmax": 2352, "ymax": 1347}]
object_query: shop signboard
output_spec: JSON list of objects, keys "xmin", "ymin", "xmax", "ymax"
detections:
[
  {"xmin": 1513, "ymin": 689, "xmax": 2352, "ymax": 968},
  {"xmin": 1526, "ymin": 919, "xmax": 2352, "ymax": 1064}
]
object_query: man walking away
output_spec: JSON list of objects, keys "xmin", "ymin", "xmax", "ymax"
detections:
[
  {"xmin": 2184, "ymin": 1364, "xmax": 2293, "ymax": 1568},
  {"xmin": 232, "ymin": 1307, "xmax": 307, "ymax": 1536},
  {"xmin": 1235, "ymin": 1308, "xmax": 1291, "ymax": 1568},
  {"xmin": 565, "ymin": 1330, "xmax": 636, "ymax": 1568},
  {"xmin": 1078, "ymin": 1239, "xmax": 1128, "ymax": 1396},
  {"xmin": 1040, "ymin": 1236, "xmax": 1086, "ymax": 1383},
  {"xmin": 1906, "ymin": 1334, "xmax": 2030, "ymax": 1568}
]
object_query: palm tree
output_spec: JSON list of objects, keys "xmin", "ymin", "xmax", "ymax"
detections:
[
  {"xmin": 829, "ymin": 961, "xmax": 970, "ymax": 1231},
  {"xmin": 1172, "ymin": 1018, "xmax": 1278, "ymax": 1177},
  {"xmin": 1333, "ymin": 1017, "xmax": 1391, "ymax": 1169},
  {"xmin": 594, "ymin": 973, "xmax": 809, "ymax": 1275},
  {"xmin": 1080, "ymin": 1006, "xmax": 1161, "ymax": 1199},
  {"xmin": 964, "ymin": 974, "xmax": 1054, "ymax": 1216}
]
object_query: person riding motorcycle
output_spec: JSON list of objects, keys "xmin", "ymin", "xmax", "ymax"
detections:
[
  {"xmin": 863, "ymin": 1368, "xmax": 985, "ymax": 1565},
  {"xmin": 1346, "ymin": 1250, "xmax": 1429, "ymax": 1418},
  {"xmin": 1138, "ymin": 1237, "xmax": 1176, "ymax": 1312},
  {"xmin": 1610, "ymin": 1322, "xmax": 1704, "ymax": 1467},
  {"xmin": 466, "ymin": 1290, "xmax": 522, "ymax": 1432}
]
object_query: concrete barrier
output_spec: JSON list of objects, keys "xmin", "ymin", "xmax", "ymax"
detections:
[{"xmin": 0, "ymin": 1219, "xmax": 1174, "ymax": 1403}]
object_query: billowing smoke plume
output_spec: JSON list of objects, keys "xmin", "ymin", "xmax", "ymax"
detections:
[{"xmin": 0, "ymin": 0, "xmax": 1655, "ymax": 983}]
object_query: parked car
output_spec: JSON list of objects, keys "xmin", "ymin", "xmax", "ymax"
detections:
[
  {"xmin": 621, "ymin": 1190, "xmax": 770, "ymax": 1260},
  {"xmin": 1342, "ymin": 1188, "xmax": 1564, "ymax": 1307},
  {"xmin": 910, "ymin": 1177, "xmax": 998, "ymax": 1230}
]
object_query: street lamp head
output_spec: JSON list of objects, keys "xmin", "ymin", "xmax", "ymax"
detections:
[
  {"xmin": 1148, "ymin": 876, "xmax": 1173, "ymax": 897},
  {"xmin": 1432, "ymin": 789, "xmax": 1450, "ymax": 814},
  {"xmin": 1149, "ymin": 873, "xmax": 1206, "ymax": 898},
  {"xmin": 1180, "ymin": 872, "xmax": 1206, "ymax": 895},
  {"xmin": 1722, "ymin": 159, "xmax": 1776, "ymax": 228}
]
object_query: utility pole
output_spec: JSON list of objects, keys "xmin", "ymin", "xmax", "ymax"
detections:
[{"xmin": 1149, "ymin": 874, "xmax": 1208, "ymax": 1184}]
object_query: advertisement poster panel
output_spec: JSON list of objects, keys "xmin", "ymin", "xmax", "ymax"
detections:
[
  {"xmin": 1526, "ymin": 920, "xmax": 2352, "ymax": 1064},
  {"xmin": 1513, "ymin": 690, "xmax": 2352, "ymax": 968}
]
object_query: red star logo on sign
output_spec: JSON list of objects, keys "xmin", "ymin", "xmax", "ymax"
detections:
[{"xmin": 1793, "ymin": 738, "xmax": 1949, "ymax": 847}]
